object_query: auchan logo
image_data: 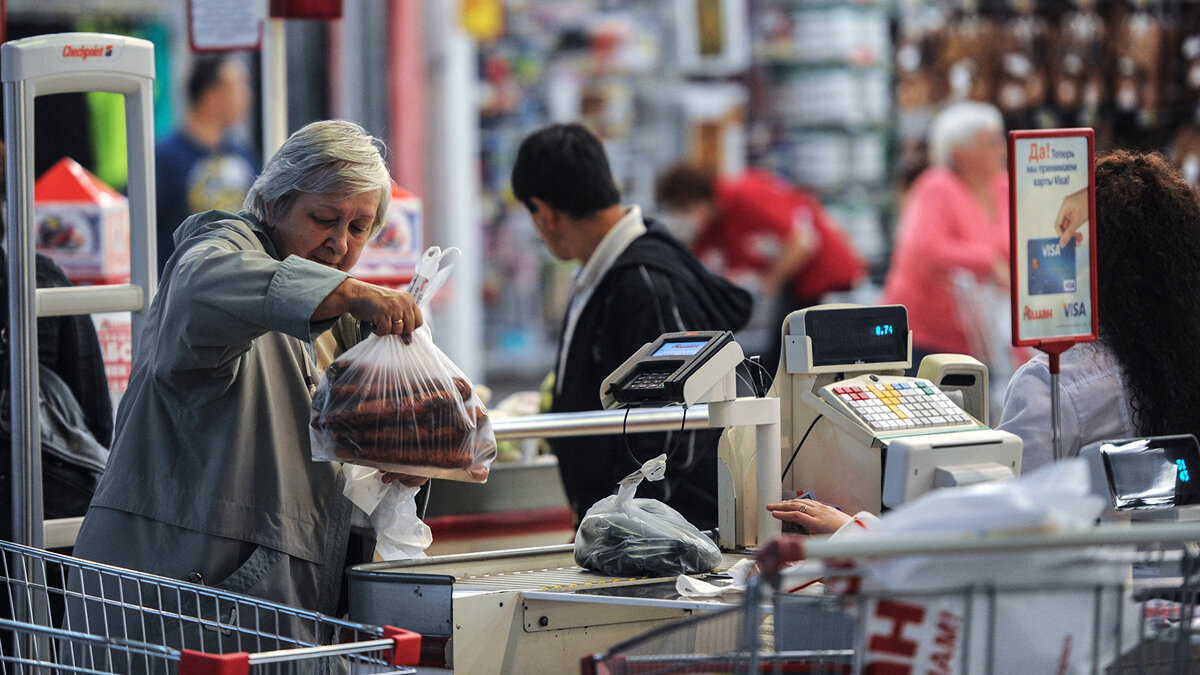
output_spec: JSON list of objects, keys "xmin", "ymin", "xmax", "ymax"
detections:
[
  {"xmin": 1023, "ymin": 306, "xmax": 1053, "ymax": 321},
  {"xmin": 62, "ymin": 44, "xmax": 113, "ymax": 61}
]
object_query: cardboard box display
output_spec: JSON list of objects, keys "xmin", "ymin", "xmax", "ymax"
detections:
[
  {"xmin": 352, "ymin": 183, "xmax": 422, "ymax": 286},
  {"xmin": 34, "ymin": 158, "xmax": 130, "ymax": 284}
]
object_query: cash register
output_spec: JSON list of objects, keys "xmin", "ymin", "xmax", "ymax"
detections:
[{"xmin": 774, "ymin": 304, "xmax": 1023, "ymax": 515}]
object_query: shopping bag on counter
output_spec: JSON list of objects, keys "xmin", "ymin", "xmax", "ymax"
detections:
[
  {"xmin": 574, "ymin": 454, "xmax": 722, "ymax": 577},
  {"xmin": 850, "ymin": 459, "xmax": 1135, "ymax": 675},
  {"xmin": 310, "ymin": 246, "xmax": 497, "ymax": 482}
]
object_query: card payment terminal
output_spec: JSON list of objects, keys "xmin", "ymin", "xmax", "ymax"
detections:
[
  {"xmin": 601, "ymin": 330, "xmax": 743, "ymax": 408},
  {"xmin": 1082, "ymin": 435, "xmax": 1200, "ymax": 511}
]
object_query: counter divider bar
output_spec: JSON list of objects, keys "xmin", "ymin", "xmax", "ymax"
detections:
[{"xmin": 490, "ymin": 405, "xmax": 709, "ymax": 441}]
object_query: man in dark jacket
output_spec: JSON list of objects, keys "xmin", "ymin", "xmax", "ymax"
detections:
[{"xmin": 511, "ymin": 123, "xmax": 752, "ymax": 530}]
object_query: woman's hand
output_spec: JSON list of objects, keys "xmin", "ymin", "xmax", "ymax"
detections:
[
  {"xmin": 314, "ymin": 278, "xmax": 423, "ymax": 337},
  {"xmin": 381, "ymin": 472, "xmax": 428, "ymax": 487},
  {"xmin": 1054, "ymin": 187, "xmax": 1089, "ymax": 249},
  {"xmin": 766, "ymin": 498, "xmax": 852, "ymax": 535}
]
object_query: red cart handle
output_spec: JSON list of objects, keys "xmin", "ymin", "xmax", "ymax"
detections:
[
  {"xmin": 383, "ymin": 625, "xmax": 422, "ymax": 666},
  {"xmin": 179, "ymin": 649, "xmax": 250, "ymax": 675}
]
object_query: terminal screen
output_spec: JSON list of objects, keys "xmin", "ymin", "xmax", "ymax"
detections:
[
  {"xmin": 652, "ymin": 340, "xmax": 708, "ymax": 357},
  {"xmin": 1102, "ymin": 436, "xmax": 1200, "ymax": 510}
]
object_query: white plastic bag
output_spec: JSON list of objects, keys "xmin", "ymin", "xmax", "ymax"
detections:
[
  {"xmin": 855, "ymin": 460, "xmax": 1134, "ymax": 675},
  {"xmin": 310, "ymin": 246, "xmax": 497, "ymax": 482},
  {"xmin": 574, "ymin": 454, "xmax": 722, "ymax": 577},
  {"xmin": 341, "ymin": 465, "xmax": 432, "ymax": 560}
]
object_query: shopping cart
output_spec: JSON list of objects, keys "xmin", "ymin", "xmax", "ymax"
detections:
[
  {"xmin": 0, "ymin": 538, "xmax": 421, "ymax": 674},
  {"xmin": 583, "ymin": 522, "xmax": 1200, "ymax": 674}
]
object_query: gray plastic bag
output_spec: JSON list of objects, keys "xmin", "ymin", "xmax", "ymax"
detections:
[{"xmin": 574, "ymin": 454, "xmax": 721, "ymax": 577}]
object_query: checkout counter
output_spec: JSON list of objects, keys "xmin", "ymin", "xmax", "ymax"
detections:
[{"xmin": 348, "ymin": 307, "xmax": 1023, "ymax": 672}]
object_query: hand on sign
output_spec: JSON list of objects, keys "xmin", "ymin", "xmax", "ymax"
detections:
[{"xmin": 1054, "ymin": 188, "xmax": 1089, "ymax": 249}]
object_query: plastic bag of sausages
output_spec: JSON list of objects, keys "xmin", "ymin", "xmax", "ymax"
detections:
[{"xmin": 309, "ymin": 246, "xmax": 496, "ymax": 482}]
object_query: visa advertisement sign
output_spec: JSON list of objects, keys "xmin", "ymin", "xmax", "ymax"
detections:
[{"xmin": 1009, "ymin": 129, "xmax": 1098, "ymax": 346}]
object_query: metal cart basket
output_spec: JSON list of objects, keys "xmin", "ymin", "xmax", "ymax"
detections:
[
  {"xmin": 584, "ymin": 522, "xmax": 1200, "ymax": 674},
  {"xmin": 0, "ymin": 539, "xmax": 420, "ymax": 674}
]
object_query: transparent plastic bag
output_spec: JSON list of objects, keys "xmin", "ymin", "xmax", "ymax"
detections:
[
  {"xmin": 310, "ymin": 246, "xmax": 497, "ymax": 482},
  {"xmin": 574, "ymin": 454, "xmax": 722, "ymax": 577},
  {"xmin": 310, "ymin": 331, "xmax": 495, "ymax": 481}
]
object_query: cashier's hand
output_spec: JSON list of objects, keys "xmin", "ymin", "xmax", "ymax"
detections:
[
  {"xmin": 766, "ymin": 498, "xmax": 852, "ymax": 535},
  {"xmin": 381, "ymin": 472, "xmax": 428, "ymax": 488},
  {"xmin": 1054, "ymin": 187, "xmax": 1089, "ymax": 249}
]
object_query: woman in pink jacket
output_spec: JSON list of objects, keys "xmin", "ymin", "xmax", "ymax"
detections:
[{"xmin": 881, "ymin": 101, "xmax": 1011, "ymax": 373}]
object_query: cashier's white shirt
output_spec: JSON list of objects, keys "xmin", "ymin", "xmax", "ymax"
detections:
[
  {"xmin": 997, "ymin": 341, "xmax": 1136, "ymax": 472},
  {"xmin": 555, "ymin": 206, "xmax": 647, "ymax": 396}
]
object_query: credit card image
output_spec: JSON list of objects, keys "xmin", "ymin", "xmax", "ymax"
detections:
[{"xmin": 1028, "ymin": 237, "xmax": 1077, "ymax": 296}]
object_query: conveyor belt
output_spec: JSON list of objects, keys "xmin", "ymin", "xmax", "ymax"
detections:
[{"xmin": 451, "ymin": 552, "xmax": 750, "ymax": 593}]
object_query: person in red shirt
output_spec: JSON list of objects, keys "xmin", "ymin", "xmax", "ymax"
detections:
[
  {"xmin": 880, "ymin": 101, "xmax": 1012, "ymax": 375},
  {"xmin": 656, "ymin": 165, "xmax": 865, "ymax": 372}
]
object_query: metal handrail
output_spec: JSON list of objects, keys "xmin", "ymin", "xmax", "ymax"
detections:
[{"xmin": 490, "ymin": 405, "xmax": 710, "ymax": 441}]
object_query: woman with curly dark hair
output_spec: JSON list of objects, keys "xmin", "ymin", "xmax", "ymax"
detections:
[{"xmin": 998, "ymin": 150, "xmax": 1200, "ymax": 470}]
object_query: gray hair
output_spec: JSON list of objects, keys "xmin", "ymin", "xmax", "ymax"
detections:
[
  {"xmin": 927, "ymin": 101, "xmax": 1004, "ymax": 168},
  {"xmin": 243, "ymin": 119, "xmax": 391, "ymax": 236}
]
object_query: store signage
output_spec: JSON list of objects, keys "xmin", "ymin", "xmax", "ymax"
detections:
[
  {"xmin": 188, "ymin": 0, "xmax": 263, "ymax": 53},
  {"xmin": 1008, "ymin": 128, "xmax": 1098, "ymax": 347},
  {"xmin": 60, "ymin": 44, "xmax": 116, "ymax": 61}
]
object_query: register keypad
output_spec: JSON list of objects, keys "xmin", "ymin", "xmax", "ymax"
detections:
[{"xmin": 821, "ymin": 377, "xmax": 978, "ymax": 434}]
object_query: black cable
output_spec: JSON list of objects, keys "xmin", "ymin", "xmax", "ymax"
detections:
[
  {"xmin": 740, "ymin": 357, "xmax": 776, "ymax": 396},
  {"xmin": 668, "ymin": 404, "xmax": 688, "ymax": 459},
  {"xmin": 623, "ymin": 403, "xmax": 689, "ymax": 467},
  {"xmin": 781, "ymin": 414, "xmax": 823, "ymax": 480},
  {"xmin": 734, "ymin": 369, "xmax": 757, "ymax": 395},
  {"xmin": 415, "ymin": 479, "xmax": 432, "ymax": 519},
  {"xmin": 622, "ymin": 406, "xmax": 636, "ymax": 466}
]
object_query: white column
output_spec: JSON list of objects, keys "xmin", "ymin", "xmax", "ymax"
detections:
[
  {"xmin": 260, "ymin": 17, "xmax": 288, "ymax": 161},
  {"xmin": 423, "ymin": 0, "xmax": 483, "ymax": 381}
]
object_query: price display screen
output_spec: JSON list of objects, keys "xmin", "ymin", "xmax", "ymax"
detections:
[{"xmin": 805, "ymin": 305, "xmax": 908, "ymax": 368}]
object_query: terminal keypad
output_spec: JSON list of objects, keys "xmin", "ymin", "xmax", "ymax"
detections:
[
  {"xmin": 821, "ymin": 377, "xmax": 978, "ymax": 434},
  {"xmin": 627, "ymin": 370, "xmax": 670, "ymax": 390}
]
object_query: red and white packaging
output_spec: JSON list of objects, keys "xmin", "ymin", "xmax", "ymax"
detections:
[{"xmin": 34, "ymin": 158, "xmax": 130, "ymax": 284}]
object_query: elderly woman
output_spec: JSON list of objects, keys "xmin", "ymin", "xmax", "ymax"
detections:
[
  {"xmin": 880, "ymin": 101, "xmax": 1011, "ymax": 372},
  {"xmin": 73, "ymin": 120, "xmax": 421, "ymax": 616}
]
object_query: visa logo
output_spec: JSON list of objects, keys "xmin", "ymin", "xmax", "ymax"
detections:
[
  {"xmin": 1041, "ymin": 242, "xmax": 1061, "ymax": 257},
  {"xmin": 1062, "ymin": 302, "xmax": 1087, "ymax": 317}
]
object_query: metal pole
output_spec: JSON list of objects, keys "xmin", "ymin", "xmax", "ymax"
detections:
[
  {"xmin": 424, "ymin": 0, "xmax": 482, "ymax": 381},
  {"xmin": 261, "ymin": 17, "xmax": 288, "ymax": 161},
  {"xmin": 1050, "ymin": 351, "xmax": 1062, "ymax": 462},
  {"xmin": 490, "ymin": 405, "xmax": 711, "ymax": 440},
  {"xmin": 4, "ymin": 78, "xmax": 43, "ymax": 548},
  {"xmin": 1050, "ymin": 371, "xmax": 1062, "ymax": 461}
]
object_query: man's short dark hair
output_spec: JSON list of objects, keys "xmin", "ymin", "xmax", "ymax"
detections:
[
  {"xmin": 186, "ymin": 55, "xmax": 232, "ymax": 107},
  {"xmin": 655, "ymin": 163, "xmax": 716, "ymax": 210},
  {"xmin": 510, "ymin": 122, "xmax": 621, "ymax": 219}
]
